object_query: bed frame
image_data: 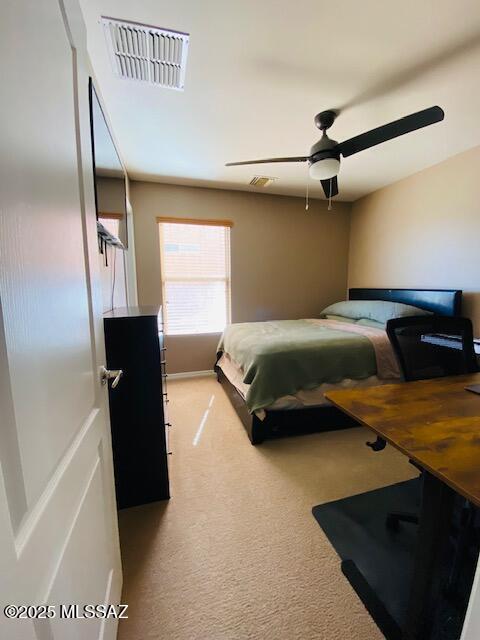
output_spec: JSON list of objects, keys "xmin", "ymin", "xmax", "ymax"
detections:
[{"xmin": 216, "ymin": 288, "xmax": 462, "ymax": 444}]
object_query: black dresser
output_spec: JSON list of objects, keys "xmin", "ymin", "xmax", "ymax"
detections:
[{"xmin": 103, "ymin": 306, "xmax": 170, "ymax": 509}]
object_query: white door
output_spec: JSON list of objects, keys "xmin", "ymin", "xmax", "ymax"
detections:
[{"xmin": 0, "ymin": 1, "xmax": 122, "ymax": 639}]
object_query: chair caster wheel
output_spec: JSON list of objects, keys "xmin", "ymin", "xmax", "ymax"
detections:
[{"xmin": 386, "ymin": 515, "xmax": 400, "ymax": 532}]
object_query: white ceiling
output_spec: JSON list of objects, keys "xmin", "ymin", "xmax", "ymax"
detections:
[{"xmin": 80, "ymin": 0, "xmax": 480, "ymax": 201}]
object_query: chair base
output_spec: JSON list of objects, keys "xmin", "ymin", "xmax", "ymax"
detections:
[{"xmin": 386, "ymin": 511, "xmax": 419, "ymax": 532}]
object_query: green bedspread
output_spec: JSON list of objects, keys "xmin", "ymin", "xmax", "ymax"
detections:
[{"xmin": 217, "ymin": 320, "xmax": 377, "ymax": 413}]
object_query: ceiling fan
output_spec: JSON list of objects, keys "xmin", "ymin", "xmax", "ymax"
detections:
[{"xmin": 226, "ymin": 106, "xmax": 445, "ymax": 199}]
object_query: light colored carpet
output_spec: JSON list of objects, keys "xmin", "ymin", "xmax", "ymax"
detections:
[{"xmin": 118, "ymin": 376, "xmax": 416, "ymax": 640}]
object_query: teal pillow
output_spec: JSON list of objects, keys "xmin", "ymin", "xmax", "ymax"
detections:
[
  {"xmin": 320, "ymin": 300, "xmax": 432, "ymax": 325},
  {"xmin": 356, "ymin": 318, "xmax": 387, "ymax": 329},
  {"xmin": 323, "ymin": 314, "xmax": 353, "ymax": 323}
]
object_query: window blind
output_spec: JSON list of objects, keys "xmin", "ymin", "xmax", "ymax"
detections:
[
  {"xmin": 158, "ymin": 220, "xmax": 231, "ymax": 335},
  {"xmin": 98, "ymin": 216, "xmax": 120, "ymax": 237}
]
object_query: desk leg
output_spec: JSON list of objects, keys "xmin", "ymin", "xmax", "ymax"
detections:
[{"xmin": 404, "ymin": 472, "xmax": 455, "ymax": 640}]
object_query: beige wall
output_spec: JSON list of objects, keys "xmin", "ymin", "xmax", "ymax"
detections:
[
  {"xmin": 130, "ymin": 181, "xmax": 352, "ymax": 373},
  {"xmin": 348, "ymin": 145, "xmax": 480, "ymax": 333}
]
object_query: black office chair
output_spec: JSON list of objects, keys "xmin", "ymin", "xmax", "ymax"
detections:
[
  {"xmin": 387, "ymin": 315, "xmax": 478, "ymax": 382},
  {"xmin": 382, "ymin": 315, "xmax": 478, "ymax": 531}
]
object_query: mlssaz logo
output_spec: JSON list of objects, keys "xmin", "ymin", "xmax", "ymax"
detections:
[{"xmin": 60, "ymin": 604, "xmax": 129, "ymax": 619}]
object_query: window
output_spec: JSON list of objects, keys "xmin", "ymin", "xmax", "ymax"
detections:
[
  {"xmin": 158, "ymin": 218, "xmax": 231, "ymax": 335},
  {"xmin": 98, "ymin": 215, "xmax": 120, "ymax": 238}
]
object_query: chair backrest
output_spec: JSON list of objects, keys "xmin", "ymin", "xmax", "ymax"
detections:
[{"xmin": 386, "ymin": 316, "xmax": 478, "ymax": 382}]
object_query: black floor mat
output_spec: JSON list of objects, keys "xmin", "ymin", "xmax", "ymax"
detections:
[{"xmin": 312, "ymin": 478, "xmax": 421, "ymax": 636}]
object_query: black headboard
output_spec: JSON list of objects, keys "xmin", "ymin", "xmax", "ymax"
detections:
[{"xmin": 349, "ymin": 288, "xmax": 462, "ymax": 317}]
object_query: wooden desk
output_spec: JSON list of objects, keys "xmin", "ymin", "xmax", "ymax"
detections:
[
  {"xmin": 327, "ymin": 373, "xmax": 480, "ymax": 507},
  {"xmin": 325, "ymin": 373, "xmax": 480, "ymax": 640}
]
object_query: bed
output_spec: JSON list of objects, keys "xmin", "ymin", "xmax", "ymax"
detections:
[{"xmin": 215, "ymin": 288, "xmax": 462, "ymax": 444}]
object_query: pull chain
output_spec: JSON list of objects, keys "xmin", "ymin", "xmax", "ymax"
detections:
[
  {"xmin": 328, "ymin": 178, "xmax": 332, "ymax": 211},
  {"xmin": 305, "ymin": 177, "xmax": 309, "ymax": 211}
]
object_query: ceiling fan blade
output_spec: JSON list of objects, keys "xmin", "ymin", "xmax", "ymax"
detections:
[
  {"xmin": 337, "ymin": 106, "xmax": 444, "ymax": 158},
  {"xmin": 226, "ymin": 156, "xmax": 309, "ymax": 167},
  {"xmin": 320, "ymin": 176, "xmax": 339, "ymax": 198}
]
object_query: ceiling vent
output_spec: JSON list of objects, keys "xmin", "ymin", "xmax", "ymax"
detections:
[
  {"xmin": 249, "ymin": 176, "xmax": 278, "ymax": 187},
  {"xmin": 102, "ymin": 17, "xmax": 189, "ymax": 90}
]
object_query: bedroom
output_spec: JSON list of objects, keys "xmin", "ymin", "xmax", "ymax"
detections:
[{"xmin": 1, "ymin": 1, "xmax": 480, "ymax": 640}]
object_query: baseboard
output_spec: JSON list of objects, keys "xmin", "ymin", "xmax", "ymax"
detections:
[{"xmin": 168, "ymin": 370, "xmax": 216, "ymax": 380}]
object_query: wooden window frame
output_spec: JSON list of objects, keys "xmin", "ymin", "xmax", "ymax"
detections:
[{"xmin": 98, "ymin": 211, "xmax": 124, "ymax": 220}]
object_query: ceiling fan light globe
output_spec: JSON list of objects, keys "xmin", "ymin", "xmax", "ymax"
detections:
[{"xmin": 309, "ymin": 158, "xmax": 340, "ymax": 181}]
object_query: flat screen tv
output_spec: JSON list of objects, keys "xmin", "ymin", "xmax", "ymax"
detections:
[{"xmin": 89, "ymin": 78, "xmax": 128, "ymax": 248}]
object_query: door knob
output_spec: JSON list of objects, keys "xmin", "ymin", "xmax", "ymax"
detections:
[{"xmin": 100, "ymin": 366, "xmax": 123, "ymax": 388}]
